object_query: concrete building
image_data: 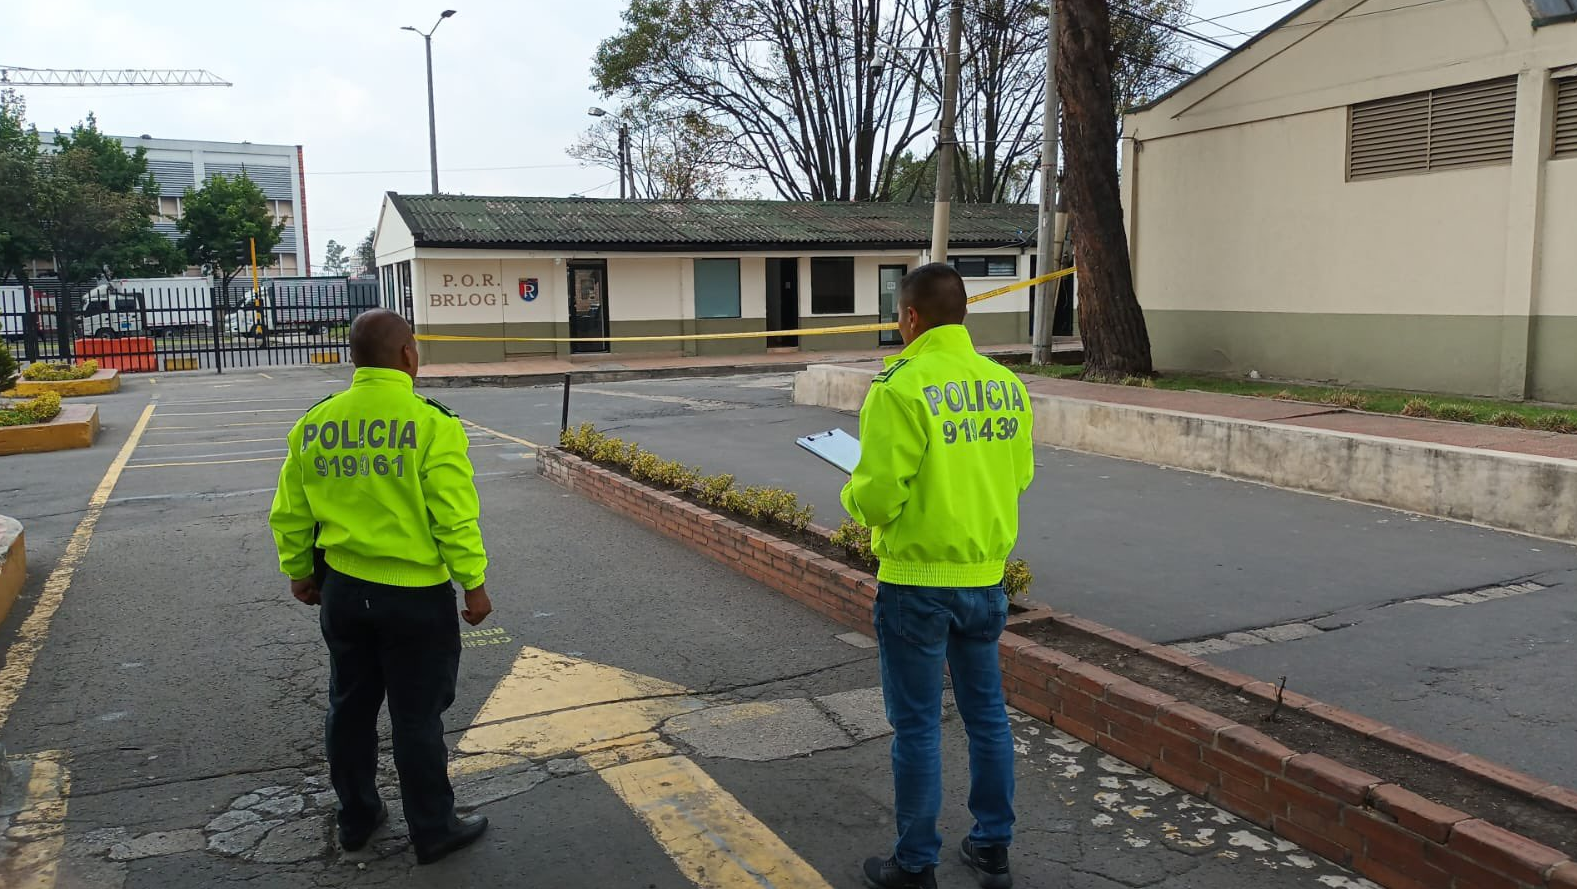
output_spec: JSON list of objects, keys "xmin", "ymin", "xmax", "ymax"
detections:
[
  {"xmin": 373, "ymin": 194, "xmax": 1042, "ymax": 364},
  {"xmin": 128, "ymin": 136, "xmax": 310, "ymax": 277},
  {"xmin": 1121, "ymin": 0, "xmax": 1577, "ymax": 401}
]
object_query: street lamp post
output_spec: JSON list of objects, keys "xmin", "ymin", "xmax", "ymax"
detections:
[
  {"xmin": 588, "ymin": 107, "xmax": 631, "ymax": 199},
  {"xmin": 402, "ymin": 9, "xmax": 456, "ymax": 195}
]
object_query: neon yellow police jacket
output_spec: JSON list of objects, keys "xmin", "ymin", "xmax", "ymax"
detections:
[
  {"xmin": 269, "ymin": 366, "xmax": 489, "ymax": 590},
  {"xmin": 840, "ymin": 324, "xmax": 1035, "ymax": 587}
]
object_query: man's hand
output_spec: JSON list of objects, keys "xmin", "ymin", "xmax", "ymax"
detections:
[
  {"xmin": 462, "ymin": 585, "xmax": 492, "ymax": 626},
  {"xmin": 291, "ymin": 577, "xmax": 320, "ymax": 606}
]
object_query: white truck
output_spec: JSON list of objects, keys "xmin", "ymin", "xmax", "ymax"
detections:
[
  {"xmin": 1, "ymin": 285, "xmax": 61, "ymax": 344},
  {"xmin": 227, "ymin": 278, "xmax": 353, "ymax": 342},
  {"xmin": 78, "ymin": 278, "xmax": 215, "ymax": 337}
]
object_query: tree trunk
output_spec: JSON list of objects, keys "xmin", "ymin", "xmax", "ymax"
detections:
[{"xmin": 1057, "ymin": 0, "xmax": 1153, "ymax": 378}]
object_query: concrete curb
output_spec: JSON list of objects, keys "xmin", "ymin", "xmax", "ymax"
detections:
[
  {"xmin": 794, "ymin": 364, "xmax": 1577, "ymax": 542},
  {"xmin": 0, "ymin": 515, "xmax": 23, "ymax": 625},
  {"xmin": 539, "ymin": 446, "xmax": 1577, "ymax": 889},
  {"xmin": 0, "ymin": 404, "xmax": 100, "ymax": 456},
  {"xmin": 12, "ymin": 368, "xmax": 121, "ymax": 398}
]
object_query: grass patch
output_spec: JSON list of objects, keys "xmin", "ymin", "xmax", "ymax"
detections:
[
  {"xmin": 1008, "ymin": 364, "xmax": 1577, "ymax": 432},
  {"xmin": 0, "ymin": 391, "xmax": 63, "ymax": 426}
]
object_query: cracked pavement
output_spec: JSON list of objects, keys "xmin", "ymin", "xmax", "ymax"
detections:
[{"xmin": 0, "ymin": 365, "xmax": 1563, "ymax": 886}]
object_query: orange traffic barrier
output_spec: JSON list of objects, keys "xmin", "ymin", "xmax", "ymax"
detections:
[{"xmin": 74, "ymin": 337, "xmax": 157, "ymax": 373}]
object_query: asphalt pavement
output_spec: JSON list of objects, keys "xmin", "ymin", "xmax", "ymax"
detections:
[
  {"xmin": 429, "ymin": 371, "xmax": 1577, "ymax": 790},
  {"xmin": 0, "ymin": 366, "xmax": 1381, "ymax": 888}
]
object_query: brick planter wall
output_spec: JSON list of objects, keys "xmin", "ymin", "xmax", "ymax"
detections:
[{"xmin": 539, "ymin": 447, "xmax": 1577, "ymax": 889}]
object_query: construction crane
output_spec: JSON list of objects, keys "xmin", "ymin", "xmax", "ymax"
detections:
[{"xmin": 0, "ymin": 67, "xmax": 231, "ymax": 87}]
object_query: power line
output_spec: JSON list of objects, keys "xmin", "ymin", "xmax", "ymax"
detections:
[
  {"xmin": 310, "ymin": 162, "xmax": 583, "ymax": 176},
  {"xmin": 1195, "ymin": 0, "xmax": 1304, "ymax": 24},
  {"xmin": 1114, "ymin": 6, "xmax": 1237, "ymax": 50}
]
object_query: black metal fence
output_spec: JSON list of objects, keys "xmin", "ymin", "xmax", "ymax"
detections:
[{"xmin": 1, "ymin": 277, "xmax": 380, "ymax": 373}]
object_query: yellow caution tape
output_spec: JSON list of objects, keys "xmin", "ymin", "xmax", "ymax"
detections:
[{"xmin": 415, "ymin": 266, "xmax": 1074, "ymax": 345}]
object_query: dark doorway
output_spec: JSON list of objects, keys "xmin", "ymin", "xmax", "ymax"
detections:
[
  {"xmin": 766, "ymin": 258, "xmax": 799, "ymax": 347},
  {"xmin": 878, "ymin": 264, "xmax": 906, "ymax": 346},
  {"xmin": 567, "ymin": 260, "xmax": 610, "ymax": 354},
  {"xmin": 1028, "ymin": 255, "xmax": 1076, "ymax": 339}
]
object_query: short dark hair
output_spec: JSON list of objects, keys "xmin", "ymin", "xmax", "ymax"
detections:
[
  {"xmin": 349, "ymin": 309, "xmax": 414, "ymax": 368},
  {"xmin": 898, "ymin": 263, "xmax": 968, "ymax": 327}
]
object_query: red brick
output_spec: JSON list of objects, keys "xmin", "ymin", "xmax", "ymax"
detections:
[
  {"xmin": 1547, "ymin": 861, "xmax": 1577, "ymax": 889},
  {"xmin": 1094, "ymin": 700, "xmax": 1149, "ymax": 733},
  {"xmin": 1158, "ymin": 702, "xmax": 1236, "ymax": 745},
  {"xmin": 1352, "ymin": 853, "xmax": 1448, "ymax": 889},
  {"xmin": 1150, "ymin": 757, "xmax": 1212, "ymax": 798},
  {"xmin": 1202, "ymin": 747, "xmax": 1275, "ymax": 788},
  {"xmin": 1215, "ymin": 725, "xmax": 1295, "ymax": 772},
  {"xmin": 1141, "ymin": 643, "xmax": 1204, "ymax": 670},
  {"xmin": 1240, "ymin": 682, "xmax": 1321, "ymax": 713},
  {"xmin": 1088, "ymin": 624, "xmax": 1155, "ymax": 653},
  {"xmin": 1105, "ymin": 722, "xmax": 1166, "ymax": 758},
  {"xmin": 1104, "ymin": 680, "xmax": 1177, "ymax": 717},
  {"xmin": 1284, "ymin": 754, "xmax": 1381, "ymax": 805},
  {"xmin": 1156, "ymin": 745, "xmax": 1220, "ymax": 784},
  {"xmin": 1536, "ymin": 784, "xmax": 1577, "ymax": 814},
  {"xmin": 1369, "ymin": 784, "xmax": 1470, "ymax": 844},
  {"xmin": 1013, "ymin": 696, "xmax": 1054, "ymax": 724},
  {"xmin": 1018, "ymin": 645, "xmax": 1076, "ymax": 674},
  {"xmin": 1188, "ymin": 661, "xmax": 1256, "ymax": 689},
  {"xmin": 1054, "ymin": 614, "xmax": 1121, "ymax": 640},
  {"xmin": 1272, "ymin": 816, "xmax": 1356, "ymax": 868},
  {"xmin": 1452, "ymin": 755, "xmax": 1556, "ymax": 798},
  {"xmin": 1344, "ymin": 807, "xmax": 1429, "ymax": 867},
  {"xmin": 1208, "ymin": 781, "xmax": 1278, "ymax": 827},
  {"xmin": 1052, "ymin": 712, "xmax": 1100, "ymax": 746},
  {"xmin": 1301, "ymin": 703, "xmax": 1391, "ymax": 738},
  {"xmin": 1424, "ymin": 844, "xmax": 1525, "ymax": 889},
  {"xmin": 1447, "ymin": 819, "xmax": 1567, "ymax": 885},
  {"xmin": 1056, "ymin": 661, "xmax": 1121, "ymax": 697},
  {"xmin": 1095, "ymin": 732, "xmax": 1155, "ymax": 771},
  {"xmin": 1271, "ymin": 776, "xmax": 1343, "ymax": 821}
]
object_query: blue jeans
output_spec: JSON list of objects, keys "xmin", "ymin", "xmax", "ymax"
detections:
[{"xmin": 874, "ymin": 582, "xmax": 1015, "ymax": 871}]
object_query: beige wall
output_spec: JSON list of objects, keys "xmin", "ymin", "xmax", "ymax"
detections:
[{"xmin": 1122, "ymin": 0, "xmax": 1576, "ymax": 399}]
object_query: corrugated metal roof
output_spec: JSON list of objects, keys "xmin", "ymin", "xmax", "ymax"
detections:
[{"xmin": 388, "ymin": 194, "xmax": 1038, "ymax": 250}]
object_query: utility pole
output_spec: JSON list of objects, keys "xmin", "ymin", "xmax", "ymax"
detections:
[
  {"xmin": 402, "ymin": 10, "xmax": 456, "ymax": 195},
  {"xmin": 1032, "ymin": 1, "xmax": 1062, "ymax": 365},
  {"xmin": 618, "ymin": 125, "xmax": 629, "ymax": 199},
  {"xmin": 929, "ymin": 0, "xmax": 965, "ymax": 262}
]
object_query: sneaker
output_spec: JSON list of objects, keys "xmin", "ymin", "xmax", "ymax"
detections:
[
  {"xmin": 862, "ymin": 855, "xmax": 938, "ymax": 889},
  {"xmin": 960, "ymin": 837, "xmax": 1013, "ymax": 889},
  {"xmin": 414, "ymin": 814, "xmax": 489, "ymax": 865},
  {"xmin": 338, "ymin": 802, "xmax": 388, "ymax": 852}
]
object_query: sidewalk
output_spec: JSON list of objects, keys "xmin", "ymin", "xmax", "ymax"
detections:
[
  {"xmin": 1017, "ymin": 375, "xmax": 1577, "ymax": 461},
  {"xmin": 417, "ymin": 338, "xmax": 1083, "ymax": 387}
]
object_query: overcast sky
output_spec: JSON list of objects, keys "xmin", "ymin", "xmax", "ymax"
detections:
[{"xmin": 8, "ymin": 0, "xmax": 1294, "ymax": 270}]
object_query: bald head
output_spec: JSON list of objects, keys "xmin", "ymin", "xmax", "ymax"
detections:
[{"xmin": 350, "ymin": 309, "xmax": 417, "ymax": 373}]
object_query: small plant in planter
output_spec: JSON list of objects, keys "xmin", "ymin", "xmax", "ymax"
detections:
[
  {"xmin": 21, "ymin": 359, "xmax": 99, "ymax": 382},
  {"xmin": 0, "ymin": 391, "xmax": 63, "ymax": 427},
  {"xmin": 831, "ymin": 518, "xmax": 1034, "ymax": 600}
]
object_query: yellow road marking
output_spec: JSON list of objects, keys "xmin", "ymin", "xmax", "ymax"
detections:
[
  {"xmin": 0, "ymin": 404, "xmax": 154, "ymax": 734},
  {"xmin": 604, "ymin": 756, "xmax": 835, "ymax": 889},
  {"xmin": 126, "ymin": 456, "xmax": 285, "ymax": 469},
  {"xmin": 456, "ymin": 647, "xmax": 832, "ymax": 888},
  {"xmin": 0, "ymin": 750, "xmax": 71, "ymax": 889},
  {"xmin": 462, "ymin": 420, "xmax": 541, "ymax": 450}
]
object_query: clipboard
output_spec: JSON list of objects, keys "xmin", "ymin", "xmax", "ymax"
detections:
[{"xmin": 796, "ymin": 428, "xmax": 861, "ymax": 475}]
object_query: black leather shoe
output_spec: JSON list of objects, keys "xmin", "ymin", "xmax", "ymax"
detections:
[
  {"xmin": 338, "ymin": 802, "xmax": 388, "ymax": 852},
  {"xmin": 414, "ymin": 814, "xmax": 489, "ymax": 865},
  {"xmin": 862, "ymin": 855, "xmax": 937, "ymax": 889},
  {"xmin": 960, "ymin": 837, "xmax": 1013, "ymax": 889}
]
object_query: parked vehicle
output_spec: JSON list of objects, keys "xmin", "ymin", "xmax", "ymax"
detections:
[
  {"xmin": 1, "ymin": 286, "xmax": 61, "ymax": 343},
  {"xmin": 77, "ymin": 292, "xmax": 150, "ymax": 338},
  {"xmin": 85, "ymin": 278, "xmax": 215, "ymax": 336},
  {"xmin": 227, "ymin": 282, "xmax": 350, "ymax": 342}
]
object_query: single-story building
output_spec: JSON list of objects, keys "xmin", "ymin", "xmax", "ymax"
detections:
[
  {"xmin": 1121, "ymin": 0, "xmax": 1576, "ymax": 400},
  {"xmin": 372, "ymin": 194, "xmax": 1050, "ymax": 365}
]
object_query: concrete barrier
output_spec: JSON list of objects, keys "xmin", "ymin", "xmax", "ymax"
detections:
[
  {"xmin": 794, "ymin": 364, "xmax": 1577, "ymax": 542},
  {"xmin": 0, "ymin": 515, "xmax": 24, "ymax": 625},
  {"xmin": 0, "ymin": 404, "xmax": 100, "ymax": 456}
]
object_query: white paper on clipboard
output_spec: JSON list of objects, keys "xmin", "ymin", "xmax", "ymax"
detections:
[{"xmin": 796, "ymin": 428, "xmax": 861, "ymax": 475}]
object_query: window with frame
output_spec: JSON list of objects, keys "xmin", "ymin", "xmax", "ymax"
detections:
[
  {"xmin": 810, "ymin": 257, "xmax": 856, "ymax": 315},
  {"xmin": 1348, "ymin": 77, "xmax": 1517, "ymax": 180},
  {"xmin": 693, "ymin": 258, "xmax": 741, "ymax": 319},
  {"xmin": 950, "ymin": 255, "xmax": 1018, "ymax": 278},
  {"xmin": 1555, "ymin": 77, "xmax": 1577, "ymax": 160}
]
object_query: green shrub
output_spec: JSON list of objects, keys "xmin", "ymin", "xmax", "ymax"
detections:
[
  {"xmin": 1533, "ymin": 413, "xmax": 1577, "ymax": 435},
  {"xmin": 1432, "ymin": 404, "xmax": 1476, "ymax": 423},
  {"xmin": 0, "ymin": 341, "xmax": 18, "ymax": 392},
  {"xmin": 830, "ymin": 519, "xmax": 877, "ymax": 570},
  {"xmin": 1487, "ymin": 411, "xmax": 1528, "ymax": 428},
  {"xmin": 1320, "ymin": 390, "xmax": 1369, "ymax": 410},
  {"xmin": 0, "ymin": 391, "xmax": 63, "ymax": 427},
  {"xmin": 1003, "ymin": 559, "xmax": 1033, "ymax": 602},
  {"xmin": 21, "ymin": 359, "xmax": 98, "ymax": 382},
  {"xmin": 1400, "ymin": 398, "xmax": 1435, "ymax": 418},
  {"xmin": 695, "ymin": 473, "xmax": 735, "ymax": 507}
]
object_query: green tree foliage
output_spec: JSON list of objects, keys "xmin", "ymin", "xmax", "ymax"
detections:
[
  {"xmin": 27, "ymin": 115, "xmax": 185, "ymax": 284},
  {"xmin": 0, "ymin": 89, "xmax": 43, "ymax": 285},
  {"xmin": 178, "ymin": 172, "xmax": 284, "ymax": 292},
  {"xmin": 355, "ymin": 228, "xmax": 376, "ymax": 275},
  {"xmin": 0, "ymin": 339, "xmax": 19, "ymax": 392},
  {"xmin": 322, "ymin": 239, "xmax": 348, "ymax": 276}
]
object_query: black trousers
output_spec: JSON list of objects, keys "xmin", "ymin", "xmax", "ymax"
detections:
[{"xmin": 319, "ymin": 568, "xmax": 460, "ymax": 845}]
